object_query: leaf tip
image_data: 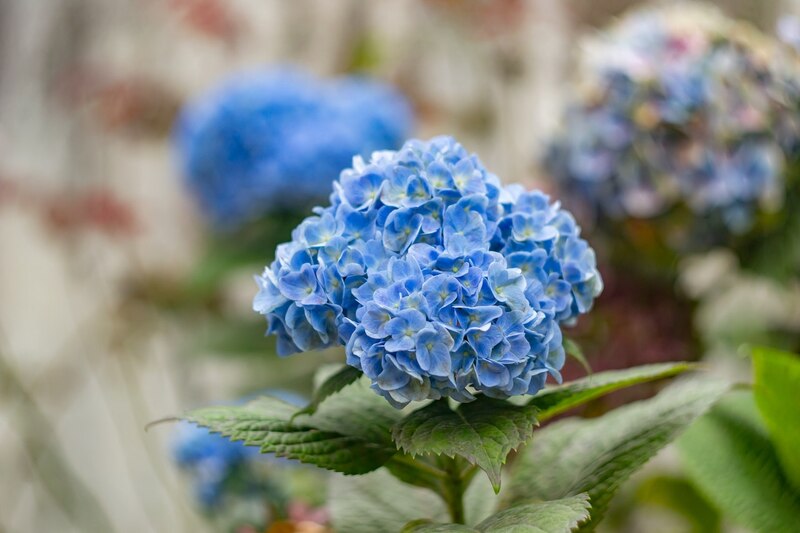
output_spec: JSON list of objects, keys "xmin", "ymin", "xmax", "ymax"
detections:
[{"xmin": 144, "ymin": 416, "xmax": 181, "ymax": 432}]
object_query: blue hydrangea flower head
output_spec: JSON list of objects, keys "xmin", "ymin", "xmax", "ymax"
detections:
[
  {"xmin": 546, "ymin": 3, "xmax": 800, "ymax": 238},
  {"xmin": 254, "ymin": 136, "xmax": 603, "ymax": 407},
  {"xmin": 175, "ymin": 68, "xmax": 413, "ymax": 228}
]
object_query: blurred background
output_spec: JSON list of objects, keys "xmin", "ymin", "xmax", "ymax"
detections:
[{"xmin": 2, "ymin": 1, "xmax": 799, "ymax": 532}]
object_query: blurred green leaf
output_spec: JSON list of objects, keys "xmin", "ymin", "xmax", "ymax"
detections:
[
  {"xmin": 402, "ymin": 494, "xmax": 591, "ymax": 533},
  {"xmin": 505, "ymin": 377, "xmax": 728, "ymax": 531},
  {"xmin": 392, "ymin": 397, "xmax": 539, "ymax": 492},
  {"xmin": 184, "ymin": 377, "xmax": 401, "ymax": 474},
  {"xmin": 347, "ymin": 34, "xmax": 383, "ymax": 73},
  {"xmin": 634, "ymin": 475, "xmax": 721, "ymax": 533},
  {"xmin": 527, "ymin": 362, "xmax": 694, "ymax": 422},
  {"xmin": 678, "ymin": 390, "xmax": 800, "ymax": 533},
  {"xmin": 564, "ymin": 338, "xmax": 592, "ymax": 375},
  {"xmin": 752, "ymin": 346, "xmax": 800, "ymax": 491},
  {"xmin": 196, "ymin": 318, "xmax": 269, "ymax": 355}
]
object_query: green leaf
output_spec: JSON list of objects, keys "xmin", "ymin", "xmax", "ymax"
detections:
[
  {"xmin": 475, "ymin": 494, "xmax": 591, "ymax": 533},
  {"xmin": 330, "ymin": 467, "xmax": 497, "ymax": 533},
  {"xmin": 184, "ymin": 377, "xmax": 401, "ymax": 474},
  {"xmin": 564, "ymin": 338, "xmax": 592, "ymax": 375},
  {"xmin": 392, "ymin": 397, "xmax": 539, "ymax": 492},
  {"xmin": 293, "ymin": 365, "xmax": 362, "ymax": 418},
  {"xmin": 528, "ymin": 362, "xmax": 694, "ymax": 422},
  {"xmin": 402, "ymin": 494, "xmax": 591, "ymax": 533},
  {"xmin": 505, "ymin": 377, "xmax": 728, "ymax": 531},
  {"xmin": 752, "ymin": 346, "xmax": 800, "ymax": 491},
  {"xmin": 330, "ymin": 469, "xmax": 448, "ymax": 533},
  {"xmin": 678, "ymin": 390, "xmax": 800, "ymax": 533}
]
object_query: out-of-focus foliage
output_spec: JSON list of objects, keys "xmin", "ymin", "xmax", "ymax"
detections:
[
  {"xmin": 752, "ymin": 347, "xmax": 800, "ymax": 492},
  {"xmin": 679, "ymin": 389, "xmax": 800, "ymax": 533},
  {"xmin": 503, "ymin": 377, "xmax": 728, "ymax": 531}
]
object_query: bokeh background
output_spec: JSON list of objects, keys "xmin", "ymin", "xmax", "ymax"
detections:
[{"xmin": 1, "ymin": 1, "xmax": 799, "ymax": 532}]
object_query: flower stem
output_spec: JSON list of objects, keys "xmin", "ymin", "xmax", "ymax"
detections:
[{"xmin": 439, "ymin": 456, "xmax": 473, "ymax": 524}]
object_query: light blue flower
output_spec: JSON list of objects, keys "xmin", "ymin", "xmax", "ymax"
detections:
[
  {"xmin": 383, "ymin": 208, "xmax": 424, "ymax": 253},
  {"xmin": 278, "ymin": 264, "xmax": 326, "ymax": 305},
  {"xmin": 254, "ymin": 136, "xmax": 602, "ymax": 406},
  {"xmin": 384, "ymin": 309, "xmax": 428, "ymax": 352},
  {"xmin": 415, "ymin": 325, "xmax": 454, "ymax": 377}
]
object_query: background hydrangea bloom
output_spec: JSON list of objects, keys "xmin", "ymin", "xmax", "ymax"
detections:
[
  {"xmin": 254, "ymin": 136, "xmax": 602, "ymax": 406},
  {"xmin": 175, "ymin": 68, "xmax": 413, "ymax": 228},
  {"xmin": 172, "ymin": 390, "xmax": 305, "ymax": 509},
  {"xmin": 546, "ymin": 3, "xmax": 800, "ymax": 237},
  {"xmin": 173, "ymin": 421, "xmax": 260, "ymax": 509}
]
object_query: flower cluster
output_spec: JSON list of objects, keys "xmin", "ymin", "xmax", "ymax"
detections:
[
  {"xmin": 172, "ymin": 421, "xmax": 260, "ymax": 508},
  {"xmin": 254, "ymin": 136, "xmax": 602, "ymax": 406},
  {"xmin": 546, "ymin": 3, "xmax": 800, "ymax": 235},
  {"xmin": 174, "ymin": 68, "xmax": 413, "ymax": 228}
]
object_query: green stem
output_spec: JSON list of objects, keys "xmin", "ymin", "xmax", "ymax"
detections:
[{"xmin": 439, "ymin": 457, "xmax": 473, "ymax": 524}]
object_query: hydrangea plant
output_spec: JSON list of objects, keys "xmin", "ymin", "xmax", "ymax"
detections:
[
  {"xmin": 177, "ymin": 137, "xmax": 727, "ymax": 531},
  {"xmin": 546, "ymin": 3, "xmax": 800, "ymax": 250},
  {"xmin": 174, "ymin": 68, "xmax": 413, "ymax": 229}
]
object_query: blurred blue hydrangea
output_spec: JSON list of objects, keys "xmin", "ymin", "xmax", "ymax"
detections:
[
  {"xmin": 175, "ymin": 68, "xmax": 413, "ymax": 228},
  {"xmin": 173, "ymin": 421, "xmax": 259, "ymax": 509},
  {"xmin": 253, "ymin": 136, "xmax": 603, "ymax": 407},
  {"xmin": 173, "ymin": 391, "xmax": 305, "ymax": 509},
  {"xmin": 546, "ymin": 3, "xmax": 800, "ymax": 235}
]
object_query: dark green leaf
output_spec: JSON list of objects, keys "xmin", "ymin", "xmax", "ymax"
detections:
[
  {"xmin": 184, "ymin": 377, "xmax": 401, "ymax": 474},
  {"xmin": 678, "ymin": 390, "xmax": 800, "ymax": 533},
  {"xmin": 505, "ymin": 377, "xmax": 727, "ymax": 531},
  {"xmin": 528, "ymin": 362, "xmax": 694, "ymax": 422},
  {"xmin": 393, "ymin": 397, "xmax": 538, "ymax": 492},
  {"xmin": 752, "ymin": 346, "xmax": 800, "ymax": 491},
  {"xmin": 293, "ymin": 365, "xmax": 362, "ymax": 418},
  {"xmin": 402, "ymin": 494, "xmax": 590, "ymax": 533}
]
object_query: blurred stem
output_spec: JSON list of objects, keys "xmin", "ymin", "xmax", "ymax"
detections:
[{"xmin": 0, "ymin": 352, "xmax": 116, "ymax": 533}]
